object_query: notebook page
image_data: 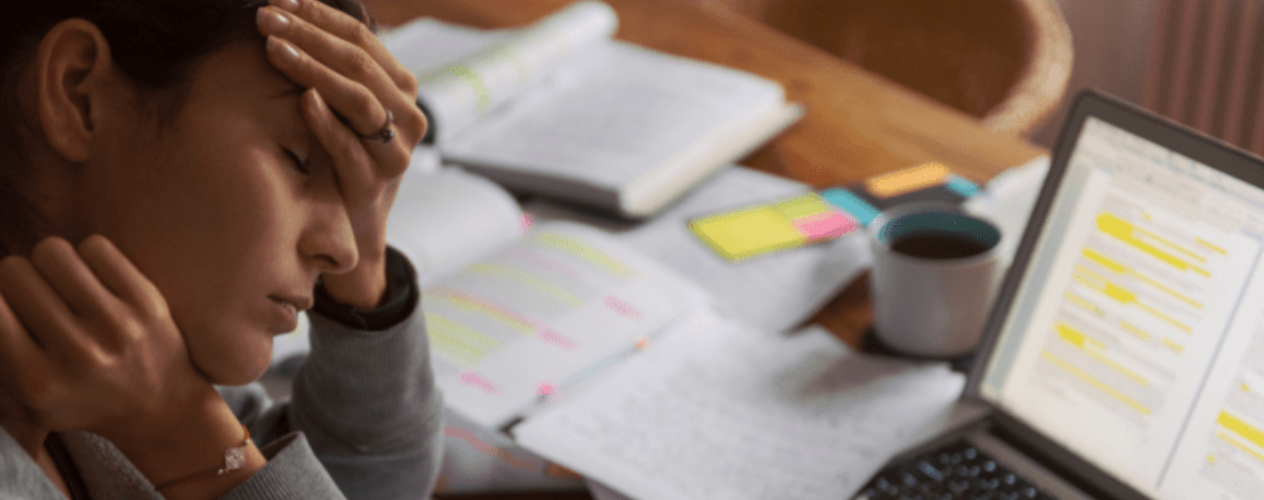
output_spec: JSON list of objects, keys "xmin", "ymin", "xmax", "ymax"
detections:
[
  {"xmin": 388, "ymin": 1, "xmax": 618, "ymax": 144},
  {"xmin": 386, "ymin": 166, "xmax": 528, "ymax": 287},
  {"xmin": 425, "ymin": 221, "xmax": 710, "ymax": 429},
  {"xmin": 444, "ymin": 41, "xmax": 787, "ymax": 192},
  {"xmin": 514, "ymin": 310, "xmax": 966, "ymax": 500}
]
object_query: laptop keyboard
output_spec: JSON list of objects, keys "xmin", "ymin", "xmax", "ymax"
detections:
[{"xmin": 852, "ymin": 439, "xmax": 1059, "ymax": 500}]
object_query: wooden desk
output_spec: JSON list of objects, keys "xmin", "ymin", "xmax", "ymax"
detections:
[{"xmin": 362, "ymin": 0, "xmax": 1049, "ymax": 347}]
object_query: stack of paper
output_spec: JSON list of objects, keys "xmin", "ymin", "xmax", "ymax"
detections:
[{"xmin": 514, "ymin": 310, "xmax": 966, "ymax": 500}]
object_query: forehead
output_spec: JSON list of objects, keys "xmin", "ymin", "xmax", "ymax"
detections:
[{"xmin": 186, "ymin": 40, "xmax": 303, "ymax": 105}]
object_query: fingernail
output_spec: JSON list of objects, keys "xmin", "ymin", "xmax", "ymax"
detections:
[
  {"xmin": 268, "ymin": 36, "xmax": 300, "ymax": 61},
  {"xmin": 257, "ymin": 9, "xmax": 290, "ymax": 32},
  {"xmin": 271, "ymin": 0, "xmax": 300, "ymax": 12}
]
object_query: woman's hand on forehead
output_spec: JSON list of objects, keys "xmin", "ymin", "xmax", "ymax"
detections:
[{"xmin": 257, "ymin": 0, "xmax": 427, "ymax": 309}]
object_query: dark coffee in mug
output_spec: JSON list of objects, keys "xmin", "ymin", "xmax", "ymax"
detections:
[{"xmin": 890, "ymin": 234, "xmax": 991, "ymax": 259}]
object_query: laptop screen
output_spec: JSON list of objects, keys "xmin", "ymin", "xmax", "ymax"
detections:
[{"xmin": 978, "ymin": 115, "xmax": 1264, "ymax": 499}]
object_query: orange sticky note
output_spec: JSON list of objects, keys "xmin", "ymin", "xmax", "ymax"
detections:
[{"xmin": 865, "ymin": 163, "xmax": 951, "ymax": 198}]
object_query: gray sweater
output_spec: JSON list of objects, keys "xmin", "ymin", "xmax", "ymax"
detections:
[{"xmin": 0, "ymin": 292, "xmax": 444, "ymax": 499}]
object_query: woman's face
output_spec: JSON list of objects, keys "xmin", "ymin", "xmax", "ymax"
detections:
[{"xmin": 67, "ymin": 41, "xmax": 357, "ymax": 385}]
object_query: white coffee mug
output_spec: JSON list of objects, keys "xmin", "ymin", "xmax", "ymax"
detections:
[{"xmin": 868, "ymin": 201, "xmax": 1005, "ymax": 358}]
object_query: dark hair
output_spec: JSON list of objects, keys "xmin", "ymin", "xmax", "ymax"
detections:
[{"xmin": 0, "ymin": 0, "xmax": 374, "ymax": 256}]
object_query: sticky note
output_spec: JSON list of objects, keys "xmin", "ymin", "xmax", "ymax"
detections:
[
  {"xmin": 772, "ymin": 194, "xmax": 834, "ymax": 219},
  {"xmin": 864, "ymin": 163, "xmax": 951, "ymax": 198},
  {"xmin": 794, "ymin": 211, "xmax": 858, "ymax": 240},
  {"xmin": 945, "ymin": 174, "xmax": 981, "ymax": 198},
  {"xmin": 689, "ymin": 208, "xmax": 806, "ymax": 260},
  {"xmin": 821, "ymin": 188, "xmax": 881, "ymax": 226}
]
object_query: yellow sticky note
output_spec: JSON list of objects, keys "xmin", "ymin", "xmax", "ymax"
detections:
[
  {"xmin": 689, "ymin": 208, "xmax": 804, "ymax": 260},
  {"xmin": 865, "ymin": 163, "xmax": 951, "ymax": 198},
  {"xmin": 773, "ymin": 194, "xmax": 833, "ymax": 219}
]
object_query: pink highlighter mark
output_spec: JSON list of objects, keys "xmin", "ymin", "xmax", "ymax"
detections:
[
  {"xmin": 459, "ymin": 371, "xmax": 500, "ymax": 394},
  {"xmin": 604, "ymin": 295, "xmax": 643, "ymax": 319},
  {"xmin": 520, "ymin": 214, "xmax": 535, "ymax": 232},
  {"xmin": 635, "ymin": 337, "xmax": 652, "ymax": 350},
  {"xmin": 539, "ymin": 329, "xmax": 579, "ymax": 351},
  {"xmin": 793, "ymin": 211, "xmax": 858, "ymax": 241},
  {"xmin": 538, "ymin": 382, "xmax": 556, "ymax": 396}
]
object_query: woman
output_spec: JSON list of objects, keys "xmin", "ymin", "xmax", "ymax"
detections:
[{"xmin": 0, "ymin": 0, "xmax": 442, "ymax": 498}]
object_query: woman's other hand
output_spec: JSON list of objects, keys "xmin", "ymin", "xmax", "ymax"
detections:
[
  {"xmin": 0, "ymin": 236, "xmax": 263, "ymax": 498},
  {"xmin": 0, "ymin": 235, "xmax": 222, "ymax": 443},
  {"xmin": 257, "ymin": 0, "xmax": 427, "ymax": 309}
]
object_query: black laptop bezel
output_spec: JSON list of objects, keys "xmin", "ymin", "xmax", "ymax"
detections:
[{"xmin": 961, "ymin": 89, "xmax": 1264, "ymax": 500}]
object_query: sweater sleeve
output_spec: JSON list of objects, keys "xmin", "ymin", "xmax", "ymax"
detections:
[
  {"xmin": 288, "ymin": 248, "xmax": 444, "ymax": 499},
  {"xmin": 216, "ymin": 249, "xmax": 444, "ymax": 499}
]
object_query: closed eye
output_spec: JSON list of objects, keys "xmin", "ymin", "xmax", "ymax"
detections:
[{"xmin": 283, "ymin": 148, "xmax": 309, "ymax": 175}]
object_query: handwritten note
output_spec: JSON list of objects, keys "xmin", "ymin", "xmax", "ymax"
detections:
[{"xmin": 514, "ymin": 310, "xmax": 965, "ymax": 500}]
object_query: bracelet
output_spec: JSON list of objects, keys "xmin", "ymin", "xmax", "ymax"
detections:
[{"xmin": 154, "ymin": 424, "xmax": 252, "ymax": 492}]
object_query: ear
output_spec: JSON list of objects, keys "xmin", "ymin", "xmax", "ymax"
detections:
[{"xmin": 34, "ymin": 19, "xmax": 116, "ymax": 164}]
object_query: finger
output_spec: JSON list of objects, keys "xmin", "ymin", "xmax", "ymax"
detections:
[
  {"xmin": 75, "ymin": 235, "xmax": 167, "ymax": 318},
  {"xmin": 0, "ymin": 293, "xmax": 54, "ymax": 414},
  {"xmin": 257, "ymin": 7, "xmax": 398, "ymax": 107},
  {"xmin": 301, "ymin": 88, "xmax": 395, "ymax": 202},
  {"xmin": 29, "ymin": 237, "xmax": 119, "ymax": 319},
  {"xmin": 265, "ymin": 35, "xmax": 391, "ymax": 139},
  {"xmin": 269, "ymin": 0, "xmax": 419, "ymax": 94},
  {"xmin": 0, "ymin": 255, "xmax": 81, "ymax": 353},
  {"xmin": 257, "ymin": 7, "xmax": 427, "ymax": 147}
]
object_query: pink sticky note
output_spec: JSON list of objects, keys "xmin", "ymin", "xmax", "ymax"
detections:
[{"xmin": 793, "ymin": 211, "xmax": 858, "ymax": 241}]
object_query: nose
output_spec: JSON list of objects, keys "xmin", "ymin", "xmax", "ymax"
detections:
[{"xmin": 298, "ymin": 196, "xmax": 359, "ymax": 274}]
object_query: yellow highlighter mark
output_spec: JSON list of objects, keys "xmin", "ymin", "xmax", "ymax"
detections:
[
  {"xmin": 1103, "ymin": 282, "xmax": 1136, "ymax": 304},
  {"xmin": 1073, "ymin": 265, "xmax": 1110, "ymax": 293},
  {"xmin": 1096, "ymin": 213, "xmax": 1210, "ymax": 277},
  {"xmin": 1083, "ymin": 247, "xmax": 1202, "ymax": 309},
  {"xmin": 1056, "ymin": 324, "xmax": 1148, "ymax": 386},
  {"xmin": 865, "ymin": 163, "xmax": 950, "ymax": 198},
  {"xmin": 1131, "ymin": 272, "xmax": 1203, "ymax": 310},
  {"xmin": 1219, "ymin": 411, "xmax": 1264, "ymax": 450},
  {"xmin": 1160, "ymin": 337, "xmax": 1184, "ymax": 354},
  {"xmin": 1075, "ymin": 265, "xmax": 1193, "ymax": 333},
  {"xmin": 440, "ymin": 293, "xmax": 536, "ymax": 334},
  {"xmin": 1119, "ymin": 319, "xmax": 1152, "ymax": 341},
  {"xmin": 1073, "ymin": 265, "xmax": 1136, "ymax": 305},
  {"xmin": 1136, "ymin": 226, "xmax": 1206, "ymax": 264},
  {"xmin": 1196, "ymin": 237, "xmax": 1228, "ymax": 256},
  {"xmin": 533, "ymin": 234, "xmax": 632, "ymax": 277},
  {"xmin": 468, "ymin": 263, "xmax": 585, "ymax": 306},
  {"xmin": 1217, "ymin": 432, "xmax": 1264, "ymax": 464},
  {"xmin": 443, "ymin": 65, "xmax": 492, "ymax": 115},
  {"xmin": 425, "ymin": 313, "xmax": 500, "ymax": 366},
  {"xmin": 1056, "ymin": 323, "xmax": 1105, "ymax": 349},
  {"xmin": 1041, "ymin": 350, "xmax": 1152, "ymax": 415},
  {"xmin": 1065, "ymin": 291, "xmax": 1104, "ymax": 317},
  {"xmin": 1136, "ymin": 302, "xmax": 1194, "ymax": 334},
  {"xmin": 1083, "ymin": 247, "xmax": 1127, "ymax": 274}
]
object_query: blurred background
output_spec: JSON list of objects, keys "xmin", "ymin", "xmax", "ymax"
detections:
[{"xmin": 689, "ymin": 0, "xmax": 1264, "ymax": 157}]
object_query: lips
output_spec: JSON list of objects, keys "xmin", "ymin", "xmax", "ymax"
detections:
[{"xmin": 267, "ymin": 295, "xmax": 311, "ymax": 334}]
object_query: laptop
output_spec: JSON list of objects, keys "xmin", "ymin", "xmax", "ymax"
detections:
[{"xmin": 853, "ymin": 89, "xmax": 1264, "ymax": 500}]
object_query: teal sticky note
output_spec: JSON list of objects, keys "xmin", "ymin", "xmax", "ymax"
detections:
[
  {"xmin": 821, "ymin": 188, "xmax": 881, "ymax": 226},
  {"xmin": 945, "ymin": 175, "xmax": 981, "ymax": 198}
]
